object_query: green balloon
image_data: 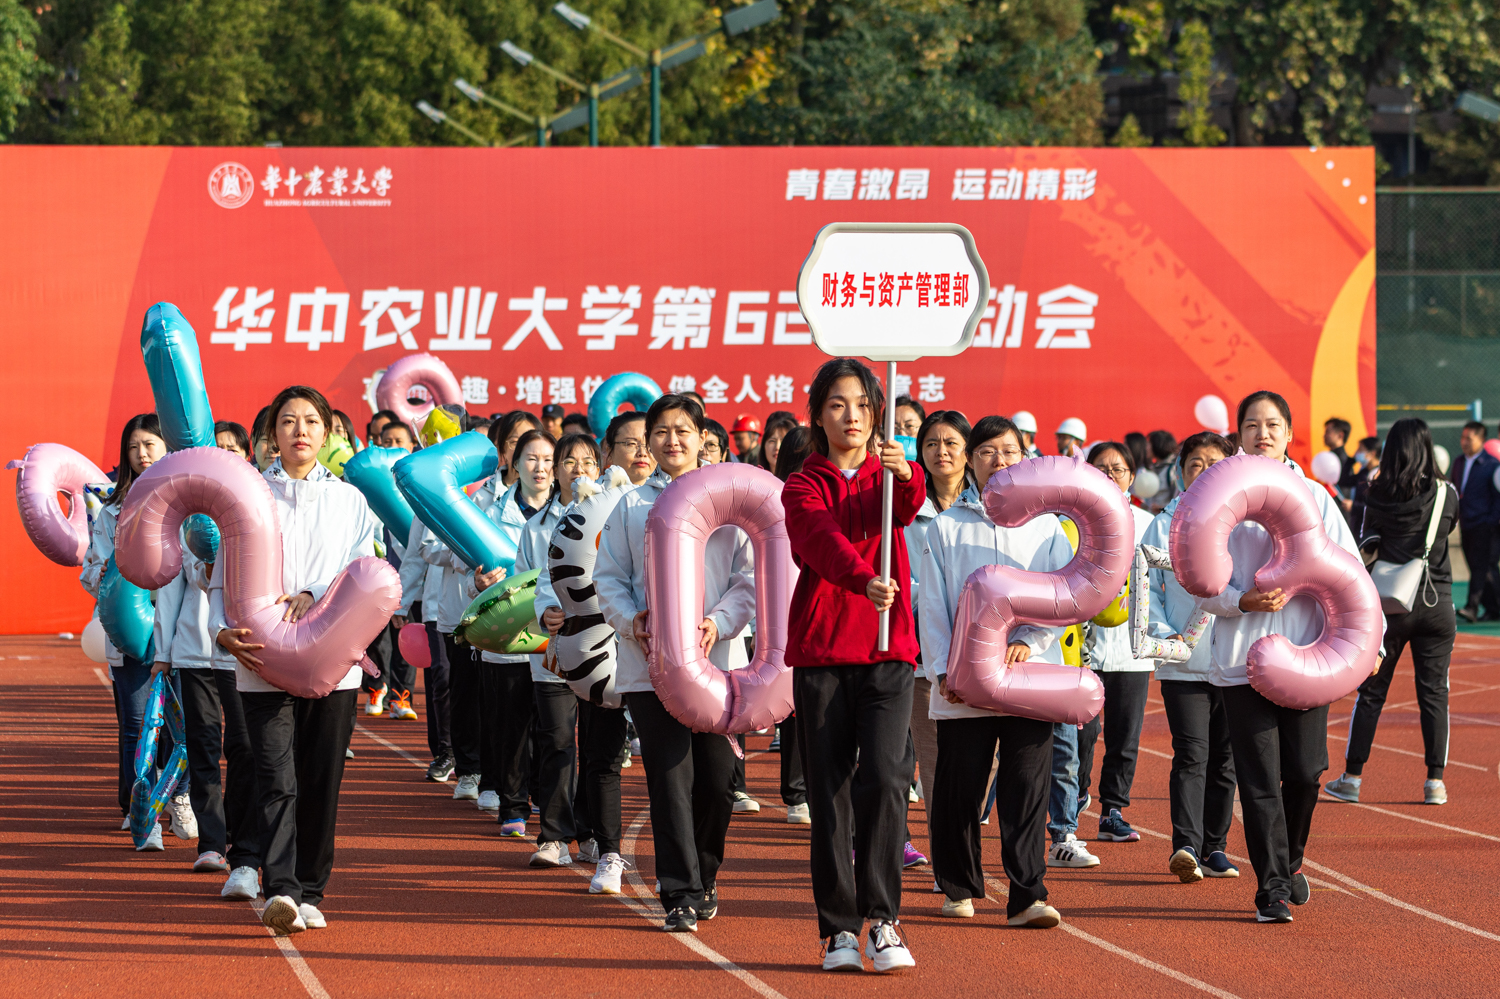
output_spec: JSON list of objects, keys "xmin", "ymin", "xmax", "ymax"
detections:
[{"xmin": 454, "ymin": 568, "xmax": 547, "ymax": 654}]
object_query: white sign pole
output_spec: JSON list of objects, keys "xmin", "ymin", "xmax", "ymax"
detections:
[{"xmin": 796, "ymin": 222, "xmax": 989, "ymax": 657}]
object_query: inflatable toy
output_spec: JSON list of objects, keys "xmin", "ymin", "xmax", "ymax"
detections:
[
  {"xmin": 1486, "ymin": 438, "xmax": 1500, "ymax": 462},
  {"xmin": 6, "ymin": 443, "xmax": 108, "ymax": 566},
  {"xmin": 1310, "ymin": 450, "xmax": 1343, "ymax": 486},
  {"xmin": 393, "ymin": 433, "xmax": 510, "ymax": 573},
  {"xmin": 81, "ymin": 616, "xmax": 108, "ymax": 663},
  {"xmin": 317, "ymin": 434, "xmax": 355, "ymax": 477},
  {"xmin": 128, "ymin": 669, "xmax": 188, "ymax": 848},
  {"xmin": 184, "ymin": 514, "xmax": 221, "ymax": 564},
  {"xmin": 455, "ymin": 568, "xmax": 548, "ymax": 654},
  {"xmin": 1128, "ymin": 544, "xmax": 1210, "ymax": 662},
  {"xmin": 141, "ymin": 302, "xmax": 216, "ymax": 451},
  {"xmin": 1168, "ymin": 453, "xmax": 1383, "ymax": 709},
  {"xmin": 343, "ymin": 446, "xmax": 415, "ymax": 541},
  {"xmin": 114, "ymin": 446, "xmax": 401, "ymax": 698},
  {"xmin": 398, "ymin": 622, "xmax": 432, "ymax": 669},
  {"xmin": 548, "ymin": 467, "xmax": 634, "ymax": 707},
  {"xmin": 375, "ymin": 353, "xmax": 462, "ymax": 431},
  {"xmin": 1194, "ymin": 394, "xmax": 1229, "ymax": 434},
  {"xmin": 99, "ymin": 557, "xmax": 155, "ymax": 662},
  {"xmin": 945, "ymin": 457, "xmax": 1133, "ymax": 724},
  {"xmin": 419, "ymin": 406, "xmax": 463, "ymax": 448},
  {"xmin": 587, "ymin": 372, "xmax": 662, "ymax": 437},
  {"xmin": 1091, "ymin": 582, "xmax": 1130, "ymax": 627},
  {"xmin": 644, "ymin": 463, "xmax": 796, "ymax": 734},
  {"xmin": 1132, "ymin": 469, "xmax": 1161, "ymax": 500},
  {"xmin": 896, "ymin": 435, "xmax": 918, "ymax": 461}
]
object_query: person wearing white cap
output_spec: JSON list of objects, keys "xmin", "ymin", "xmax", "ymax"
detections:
[
  {"xmin": 1055, "ymin": 418, "xmax": 1087, "ymax": 458},
  {"xmin": 1011, "ymin": 411, "xmax": 1041, "ymax": 458}
]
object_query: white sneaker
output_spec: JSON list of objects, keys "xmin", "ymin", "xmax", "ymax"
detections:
[
  {"xmin": 452, "ymin": 774, "xmax": 480, "ymax": 801},
  {"xmin": 261, "ymin": 895, "xmax": 305, "ymax": 935},
  {"xmin": 785, "ymin": 802, "xmax": 811, "ymax": 824},
  {"xmin": 1007, "ymin": 900, "xmax": 1061, "ymax": 928},
  {"xmin": 575, "ymin": 838, "xmax": 601, "ymax": 865},
  {"xmin": 530, "ymin": 841, "xmax": 573, "ymax": 868},
  {"xmin": 864, "ymin": 920, "xmax": 915, "ymax": 972},
  {"xmin": 941, "ymin": 897, "xmax": 974, "ymax": 918},
  {"xmin": 822, "ymin": 931, "xmax": 864, "ymax": 972},
  {"xmin": 136, "ymin": 824, "xmax": 164, "ymax": 851},
  {"xmin": 170, "ymin": 794, "xmax": 198, "ymax": 840},
  {"xmin": 732, "ymin": 791, "xmax": 761, "ymax": 813},
  {"xmin": 1424, "ymin": 779, "xmax": 1448, "ymax": 805},
  {"xmin": 590, "ymin": 852, "xmax": 627, "ymax": 894},
  {"xmin": 364, "ymin": 685, "xmax": 388, "ymax": 716},
  {"xmin": 222, "ymin": 866, "xmax": 260, "ymax": 899},
  {"xmin": 297, "ymin": 902, "xmax": 327, "ymax": 928},
  {"xmin": 476, "ymin": 790, "xmax": 500, "ymax": 812},
  {"xmin": 1047, "ymin": 833, "xmax": 1100, "ymax": 868},
  {"xmin": 120, "ymin": 817, "xmax": 131, "ymax": 831},
  {"xmin": 194, "ymin": 851, "xmax": 229, "ymax": 873},
  {"xmin": 908, "ymin": 785, "xmax": 920, "ymax": 803}
]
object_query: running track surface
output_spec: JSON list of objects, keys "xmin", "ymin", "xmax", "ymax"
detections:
[{"xmin": 3, "ymin": 634, "xmax": 1497, "ymax": 999}]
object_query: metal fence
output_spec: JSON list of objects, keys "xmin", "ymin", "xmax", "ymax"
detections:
[{"xmin": 1377, "ymin": 188, "xmax": 1500, "ymax": 452}]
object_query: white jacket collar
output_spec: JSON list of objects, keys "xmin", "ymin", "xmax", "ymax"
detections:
[{"xmin": 266, "ymin": 458, "xmax": 338, "ymax": 485}]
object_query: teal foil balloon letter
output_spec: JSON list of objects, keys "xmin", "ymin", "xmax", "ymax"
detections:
[
  {"xmin": 141, "ymin": 302, "xmax": 216, "ymax": 451},
  {"xmin": 393, "ymin": 432, "xmax": 511, "ymax": 573}
]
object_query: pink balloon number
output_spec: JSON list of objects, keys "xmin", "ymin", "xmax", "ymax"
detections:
[
  {"xmin": 1169, "ymin": 454, "xmax": 1382, "ymax": 709},
  {"xmin": 7, "ymin": 443, "xmax": 108, "ymax": 566},
  {"xmin": 644, "ymin": 463, "xmax": 796, "ymax": 734},
  {"xmin": 114, "ymin": 447, "xmax": 401, "ymax": 698},
  {"xmin": 945, "ymin": 457, "xmax": 1134, "ymax": 724},
  {"xmin": 375, "ymin": 353, "xmax": 463, "ymax": 433}
]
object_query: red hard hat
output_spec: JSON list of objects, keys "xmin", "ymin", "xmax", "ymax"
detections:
[{"xmin": 732, "ymin": 415, "xmax": 762, "ymax": 434}]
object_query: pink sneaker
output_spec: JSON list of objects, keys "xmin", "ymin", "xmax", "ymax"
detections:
[{"xmin": 902, "ymin": 842, "xmax": 928, "ymax": 869}]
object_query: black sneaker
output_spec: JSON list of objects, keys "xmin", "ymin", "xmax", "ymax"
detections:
[
  {"xmin": 425, "ymin": 755, "xmax": 455, "ymax": 782},
  {"xmin": 1256, "ymin": 900, "xmax": 1294, "ymax": 923},
  {"xmin": 1289, "ymin": 870, "xmax": 1310, "ymax": 905},
  {"xmin": 699, "ymin": 884, "xmax": 718, "ymax": 920},
  {"xmin": 663, "ymin": 907, "xmax": 698, "ymax": 933}
]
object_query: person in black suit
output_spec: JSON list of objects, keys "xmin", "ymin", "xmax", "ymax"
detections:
[{"xmin": 1450, "ymin": 420, "xmax": 1500, "ymax": 622}]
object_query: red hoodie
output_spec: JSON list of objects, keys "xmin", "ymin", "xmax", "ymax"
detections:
[{"xmin": 781, "ymin": 450, "xmax": 925, "ymax": 668}]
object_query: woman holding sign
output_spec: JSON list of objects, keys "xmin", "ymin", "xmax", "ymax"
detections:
[{"xmin": 782, "ymin": 358, "xmax": 924, "ymax": 973}]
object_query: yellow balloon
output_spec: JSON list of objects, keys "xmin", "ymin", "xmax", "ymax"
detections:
[
  {"xmin": 317, "ymin": 434, "xmax": 355, "ymax": 477},
  {"xmin": 1091, "ymin": 584, "xmax": 1130, "ymax": 627}
]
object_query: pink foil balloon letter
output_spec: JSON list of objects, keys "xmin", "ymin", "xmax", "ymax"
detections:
[
  {"xmin": 1168, "ymin": 454, "xmax": 1382, "ymax": 709},
  {"xmin": 644, "ymin": 463, "xmax": 796, "ymax": 734},
  {"xmin": 946, "ymin": 457, "xmax": 1134, "ymax": 724},
  {"xmin": 114, "ymin": 447, "xmax": 401, "ymax": 698},
  {"xmin": 7, "ymin": 443, "xmax": 108, "ymax": 566},
  {"xmin": 375, "ymin": 353, "xmax": 463, "ymax": 432}
]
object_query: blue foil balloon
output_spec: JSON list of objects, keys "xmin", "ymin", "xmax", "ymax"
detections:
[
  {"xmin": 128, "ymin": 670, "xmax": 188, "ymax": 847},
  {"xmin": 98, "ymin": 556, "xmax": 155, "ymax": 663},
  {"xmin": 344, "ymin": 446, "xmax": 415, "ymax": 542},
  {"xmin": 183, "ymin": 513, "xmax": 221, "ymax": 563},
  {"xmin": 587, "ymin": 372, "xmax": 662, "ymax": 438},
  {"xmin": 393, "ymin": 432, "xmax": 511, "ymax": 573},
  {"xmin": 896, "ymin": 435, "xmax": 918, "ymax": 461},
  {"xmin": 141, "ymin": 302, "xmax": 215, "ymax": 451}
]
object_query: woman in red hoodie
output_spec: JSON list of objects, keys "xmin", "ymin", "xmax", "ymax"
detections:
[{"xmin": 782, "ymin": 358, "xmax": 925, "ymax": 974}]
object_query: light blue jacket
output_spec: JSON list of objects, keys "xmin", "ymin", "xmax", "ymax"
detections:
[{"xmin": 1141, "ymin": 494, "xmax": 1214, "ymax": 682}]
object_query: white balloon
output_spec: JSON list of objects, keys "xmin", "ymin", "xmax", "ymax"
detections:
[
  {"xmin": 1433, "ymin": 444, "xmax": 1451, "ymax": 476},
  {"xmin": 81, "ymin": 617, "xmax": 108, "ymax": 663},
  {"xmin": 1310, "ymin": 450, "xmax": 1343, "ymax": 485},
  {"xmin": 1194, "ymin": 394, "xmax": 1230, "ymax": 434},
  {"xmin": 1132, "ymin": 469, "xmax": 1161, "ymax": 499}
]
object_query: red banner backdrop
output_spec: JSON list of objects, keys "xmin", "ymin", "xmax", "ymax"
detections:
[{"xmin": 0, "ymin": 145, "xmax": 1374, "ymax": 634}]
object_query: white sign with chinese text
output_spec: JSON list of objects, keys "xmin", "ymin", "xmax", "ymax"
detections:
[{"xmin": 796, "ymin": 222, "xmax": 990, "ymax": 362}]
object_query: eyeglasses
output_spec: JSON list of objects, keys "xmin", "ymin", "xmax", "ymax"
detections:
[
  {"xmin": 614, "ymin": 439, "xmax": 649, "ymax": 455},
  {"xmin": 702, "ymin": 440, "xmax": 723, "ymax": 453},
  {"xmin": 974, "ymin": 446, "xmax": 1025, "ymax": 462},
  {"xmin": 1094, "ymin": 464, "xmax": 1133, "ymax": 481},
  {"xmin": 560, "ymin": 457, "xmax": 598, "ymax": 472}
]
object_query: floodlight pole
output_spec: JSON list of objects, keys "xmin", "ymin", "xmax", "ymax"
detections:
[{"xmin": 650, "ymin": 51, "xmax": 662, "ymax": 147}]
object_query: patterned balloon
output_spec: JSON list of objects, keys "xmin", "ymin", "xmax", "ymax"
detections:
[{"xmin": 455, "ymin": 568, "xmax": 549, "ymax": 654}]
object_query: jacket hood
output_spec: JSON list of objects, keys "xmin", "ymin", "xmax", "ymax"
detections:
[
  {"xmin": 266, "ymin": 459, "xmax": 339, "ymax": 485},
  {"xmin": 802, "ymin": 450, "xmax": 882, "ymax": 485},
  {"xmin": 1362, "ymin": 479, "xmax": 1440, "ymax": 518}
]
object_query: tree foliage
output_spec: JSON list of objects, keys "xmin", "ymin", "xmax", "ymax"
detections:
[{"xmin": 0, "ymin": 0, "xmax": 42, "ymax": 139}]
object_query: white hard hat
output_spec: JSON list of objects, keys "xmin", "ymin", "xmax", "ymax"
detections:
[
  {"xmin": 1011, "ymin": 410, "xmax": 1038, "ymax": 434},
  {"xmin": 1057, "ymin": 417, "xmax": 1087, "ymax": 440}
]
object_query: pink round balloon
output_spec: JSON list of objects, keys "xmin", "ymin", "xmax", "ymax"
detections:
[
  {"xmin": 945, "ymin": 457, "xmax": 1132, "ymax": 724},
  {"xmin": 1485, "ymin": 438, "xmax": 1500, "ymax": 462},
  {"xmin": 7, "ymin": 443, "xmax": 108, "ymax": 566},
  {"xmin": 1309, "ymin": 450, "xmax": 1342, "ymax": 486},
  {"xmin": 375, "ymin": 353, "xmax": 463, "ymax": 432},
  {"xmin": 114, "ymin": 446, "xmax": 401, "ymax": 698},
  {"xmin": 644, "ymin": 463, "xmax": 796, "ymax": 734},
  {"xmin": 398, "ymin": 622, "xmax": 432, "ymax": 669},
  {"xmin": 1168, "ymin": 453, "xmax": 1383, "ymax": 709}
]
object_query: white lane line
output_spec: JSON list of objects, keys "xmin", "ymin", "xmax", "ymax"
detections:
[
  {"xmin": 1324, "ymin": 730, "xmax": 1489, "ymax": 772},
  {"xmin": 248, "ymin": 898, "xmax": 334, "ymax": 999},
  {"xmin": 92, "ymin": 667, "xmax": 111, "ymax": 689},
  {"xmin": 361, "ymin": 726, "xmax": 789, "ymax": 999},
  {"xmin": 1452, "ymin": 712, "xmax": 1500, "ymax": 728},
  {"xmin": 1296, "ymin": 858, "xmax": 1500, "ymax": 942},
  {"xmin": 978, "ymin": 876, "xmax": 1245, "ymax": 999},
  {"xmin": 1317, "ymin": 792, "xmax": 1500, "ymax": 843}
]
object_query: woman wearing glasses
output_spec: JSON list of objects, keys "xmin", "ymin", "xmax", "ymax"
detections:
[
  {"xmin": 918, "ymin": 416, "xmax": 1075, "ymax": 927},
  {"xmin": 1075, "ymin": 442, "xmax": 1157, "ymax": 845}
]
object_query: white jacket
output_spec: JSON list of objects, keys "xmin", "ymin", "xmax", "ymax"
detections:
[
  {"xmin": 401, "ymin": 516, "xmax": 445, "ymax": 622},
  {"xmin": 80, "ymin": 502, "xmax": 123, "ymax": 669},
  {"xmin": 917, "ymin": 495, "xmax": 1073, "ymax": 721},
  {"xmin": 153, "ymin": 547, "xmax": 236, "ymax": 671},
  {"xmin": 1201, "ymin": 457, "xmax": 1362, "ymax": 688},
  {"xmin": 1142, "ymin": 494, "xmax": 1214, "ymax": 682},
  {"xmin": 905, "ymin": 496, "xmax": 939, "ymax": 618},
  {"xmin": 594, "ymin": 469, "xmax": 755, "ymax": 696},
  {"xmin": 512, "ymin": 491, "xmax": 566, "ymax": 681},
  {"xmin": 469, "ymin": 479, "xmax": 542, "ymax": 667},
  {"xmin": 1086, "ymin": 504, "xmax": 1156, "ymax": 672},
  {"xmin": 208, "ymin": 460, "xmax": 380, "ymax": 695}
]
